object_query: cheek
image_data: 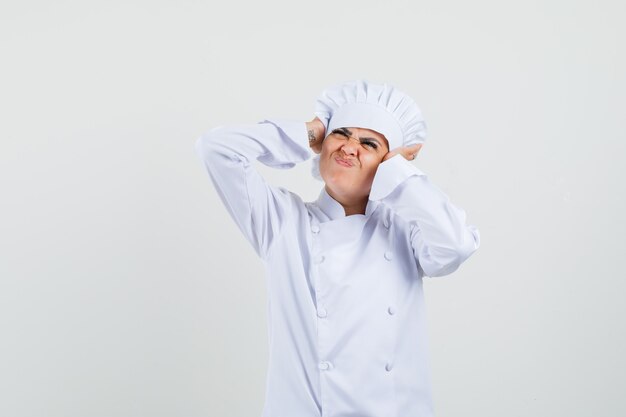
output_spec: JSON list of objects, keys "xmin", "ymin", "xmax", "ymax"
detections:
[
  {"xmin": 363, "ymin": 155, "xmax": 382, "ymax": 174},
  {"xmin": 321, "ymin": 138, "xmax": 340, "ymax": 154},
  {"xmin": 320, "ymin": 140, "xmax": 341, "ymax": 166},
  {"xmin": 318, "ymin": 144, "xmax": 335, "ymax": 178},
  {"xmin": 361, "ymin": 159, "xmax": 383, "ymax": 185}
]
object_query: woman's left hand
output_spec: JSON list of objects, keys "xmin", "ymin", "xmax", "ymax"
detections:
[{"xmin": 382, "ymin": 143, "xmax": 423, "ymax": 162}]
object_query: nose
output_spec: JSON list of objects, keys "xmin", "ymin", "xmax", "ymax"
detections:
[{"xmin": 341, "ymin": 135, "xmax": 360, "ymax": 156}]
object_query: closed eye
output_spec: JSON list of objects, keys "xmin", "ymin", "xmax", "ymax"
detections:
[
  {"xmin": 332, "ymin": 129, "xmax": 379, "ymax": 150},
  {"xmin": 332, "ymin": 129, "xmax": 348, "ymax": 137},
  {"xmin": 363, "ymin": 141, "xmax": 378, "ymax": 149}
]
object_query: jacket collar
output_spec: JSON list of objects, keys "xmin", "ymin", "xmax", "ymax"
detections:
[{"xmin": 315, "ymin": 186, "xmax": 379, "ymax": 221}]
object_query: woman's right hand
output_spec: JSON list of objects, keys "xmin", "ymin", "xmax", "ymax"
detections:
[{"xmin": 306, "ymin": 117, "xmax": 326, "ymax": 154}]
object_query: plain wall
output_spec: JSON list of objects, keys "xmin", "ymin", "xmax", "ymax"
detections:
[{"xmin": 1, "ymin": 0, "xmax": 624, "ymax": 416}]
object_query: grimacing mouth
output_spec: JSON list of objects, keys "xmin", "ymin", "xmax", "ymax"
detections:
[{"xmin": 332, "ymin": 152, "xmax": 358, "ymax": 167}]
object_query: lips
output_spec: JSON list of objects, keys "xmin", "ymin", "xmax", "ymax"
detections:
[{"xmin": 334, "ymin": 157, "xmax": 354, "ymax": 167}]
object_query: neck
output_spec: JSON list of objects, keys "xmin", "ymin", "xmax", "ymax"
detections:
[{"xmin": 325, "ymin": 185, "xmax": 368, "ymax": 216}]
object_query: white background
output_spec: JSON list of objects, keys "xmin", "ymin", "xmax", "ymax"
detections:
[{"xmin": 1, "ymin": 1, "xmax": 624, "ymax": 416}]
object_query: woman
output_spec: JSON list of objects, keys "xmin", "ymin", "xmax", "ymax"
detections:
[{"xmin": 195, "ymin": 79, "xmax": 480, "ymax": 417}]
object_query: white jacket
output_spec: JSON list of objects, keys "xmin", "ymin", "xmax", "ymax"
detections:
[{"xmin": 195, "ymin": 118, "xmax": 480, "ymax": 417}]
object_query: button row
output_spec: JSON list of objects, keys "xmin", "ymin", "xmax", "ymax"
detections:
[
  {"xmin": 318, "ymin": 361, "xmax": 393, "ymax": 372},
  {"xmin": 314, "ymin": 222, "xmax": 390, "ymax": 233},
  {"xmin": 314, "ymin": 252, "xmax": 392, "ymax": 263},
  {"xmin": 311, "ymin": 223, "xmax": 391, "ymax": 262},
  {"xmin": 317, "ymin": 306, "xmax": 393, "ymax": 317}
]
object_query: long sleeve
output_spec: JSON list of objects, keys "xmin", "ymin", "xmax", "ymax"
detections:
[
  {"xmin": 369, "ymin": 154, "xmax": 480, "ymax": 277},
  {"xmin": 194, "ymin": 118, "xmax": 312, "ymax": 260}
]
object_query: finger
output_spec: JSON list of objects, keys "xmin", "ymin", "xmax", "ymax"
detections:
[
  {"xmin": 409, "ymin": 144, "xmax": 423, "ymax": 159},
  {"xmin": 405, "ymin": 149, "xmax": 419, "ymax": 160}
]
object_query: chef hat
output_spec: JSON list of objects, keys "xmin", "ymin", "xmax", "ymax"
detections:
[{"xmin": 311, "ymin": 79, "xmax": 428, "ymax": 181}]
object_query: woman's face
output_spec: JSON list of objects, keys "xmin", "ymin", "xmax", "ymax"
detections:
[{"xmin": 319, "ymin": 126, "xmax": 390, "ymax": 201}]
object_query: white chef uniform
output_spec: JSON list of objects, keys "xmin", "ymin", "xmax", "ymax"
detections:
[{"xmin": 195, "ymin": 117, "xmax": 480, "ymax": 417}]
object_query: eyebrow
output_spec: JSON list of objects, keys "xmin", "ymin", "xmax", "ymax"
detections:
[{"xmin": 334, "ymin": 127, "xmax": 385, "ymax": 147}]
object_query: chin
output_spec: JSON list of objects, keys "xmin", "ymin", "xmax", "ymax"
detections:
[
  {"xmin": 321, "ymin": 167, "xmax": 348, "ymax": 188},
  {"xmin": 324, "ymin": 175, "xmax": 367, "ymax": 199},
  {"xmin": 321, "ymin": 160, "xmax": 373, "ymax": 192}
]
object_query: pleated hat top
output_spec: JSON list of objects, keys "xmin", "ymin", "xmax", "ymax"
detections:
[{"xmin": 311, "ymin": 79, "xmax": 427, "ymax": 181}]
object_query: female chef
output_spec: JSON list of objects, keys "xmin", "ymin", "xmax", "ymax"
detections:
[{"xmin": 195, "ymin": 79, "xmax": 480, "ymax": 417}]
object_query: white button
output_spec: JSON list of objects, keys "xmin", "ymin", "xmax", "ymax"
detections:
[
  {"xmin": 317, "ymin": 308, "xmax": 327, "ymax": 318},
  {"xmin": 311, "ymin": 224, "xmax": 320, "ymax": 234},
  {"xmin": 383, "ymin": 219, "xmax": 390, "ymax": 229},
  {"xmin": 384, "ymin": 251, "xmax": 393, "ymax": 261},
  {"xmin": 387, "ymin": 306, "xmax": 396, "ymax": 315},
  {"xmin": 385, "ymin": 362, "xmax": 393, "ymax": 372},
  {"xmin": 314, "ymin": 255, "xmax": 325, "ymax": 264},
  {"xmin": 319, "ymin": 361, "xmax": 331, "ymax": 370}
]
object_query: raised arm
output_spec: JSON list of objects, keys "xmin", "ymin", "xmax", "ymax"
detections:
[
  {"xmin": 369, "ymin": 154, "xmax": 480, "ymax": 277},
  {"xmin": 194, "ymin": 118, "xmax": 320, "ymax": 259}
]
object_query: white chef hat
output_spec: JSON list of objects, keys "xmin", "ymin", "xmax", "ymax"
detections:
[{"xmin": 311, "ymin": 79, "xmax": 428, "ymax": 181}]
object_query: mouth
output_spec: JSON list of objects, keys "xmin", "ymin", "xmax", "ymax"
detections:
[{"xmin": 334, "ymin": 157, "xmax": 354, "ymax": 167}]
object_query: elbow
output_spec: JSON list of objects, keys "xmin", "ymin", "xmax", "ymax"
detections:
[
  {"xmin": 195, "ymin": 129, "xmax": 220, "ymax": 160},
  {"xmin": 422, "ymin": 226, "xmax": 480, "ymax": 278},
  {"xmin": 457, "ymin": 225, "xmax": 480, "ymax": 261},
  {"xmin": 194, "ymin": 132, "xmax": 228, "ymax": 181},
  {"xmin": 421, "ymin": 255, "xmax": 462, "ymax": 278},
  {"xmin": 195, "ymin": 128, "xmax": 242, "ymax": 167},
  {"xmin": 194, "ymin": 135, "xmax": 206, "ymax": 159}
]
